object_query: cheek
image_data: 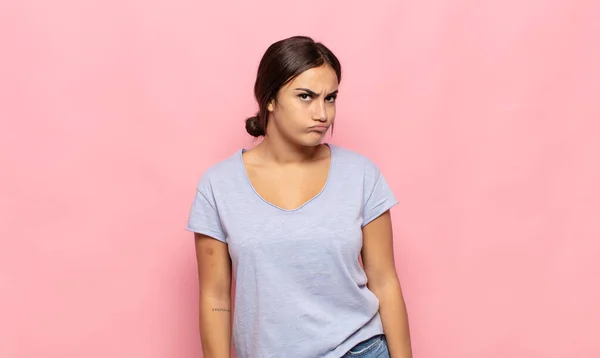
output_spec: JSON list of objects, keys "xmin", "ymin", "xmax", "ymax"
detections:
[
  {"xmin": 328, "ymin": 105, "xmax": 336, "ymax": 118},
  {"xmin": 274, "ymin": 103, "xmax": 305, "ymax": 128}
]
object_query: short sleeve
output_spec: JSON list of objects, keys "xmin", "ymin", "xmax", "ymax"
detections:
[
  {"xmin": 362, "ymin": 159, "xmax": 399, "ymax": 227},
  {"xmin": 185, "ymin": 175, "xmax": 227, "ymax": 243}
]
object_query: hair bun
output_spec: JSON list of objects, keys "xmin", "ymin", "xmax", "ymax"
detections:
[{"xmin": 245, "ymin": 114, "xmax": 265, "ymax": 137}]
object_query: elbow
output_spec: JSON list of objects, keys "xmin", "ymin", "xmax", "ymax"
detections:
[
  {"xmin": 200, "ymin": 284, "xmax": 231, "ymax": 302},
  {"xmin": 367, "ymin": 272, "xmax": 402, "ymax": 297}
]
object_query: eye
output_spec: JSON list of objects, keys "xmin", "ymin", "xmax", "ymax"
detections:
[
  {"xmin": 298, "ymin": 93, "xmax": 312, "ymax": 101},
  {"xmin": 325, "ymin": 95, "xmax": 337, "ymax": 103}
]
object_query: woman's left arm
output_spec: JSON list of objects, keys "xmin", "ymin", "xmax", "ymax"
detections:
[{"xmin": 362, "ymin": 210, "xmax": 413, "ymax": 358}]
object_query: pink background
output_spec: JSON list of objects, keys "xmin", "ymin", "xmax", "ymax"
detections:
[{"xmin": 1, "ymin": 0, "xmax": 599, "ymax": 357}]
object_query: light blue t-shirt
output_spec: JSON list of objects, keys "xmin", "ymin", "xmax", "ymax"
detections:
[{"xmin": 186, "ymin": 144, "xmax": 398, "ymax": 358}]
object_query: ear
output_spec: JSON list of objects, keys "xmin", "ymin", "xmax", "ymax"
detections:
[{"xmin": 267, "ymin": 99, "xmax": 274, "ymax": 112}]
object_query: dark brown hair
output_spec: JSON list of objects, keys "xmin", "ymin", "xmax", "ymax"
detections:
[{"xmin": 245, "ymin": 36, "xmax": 342, "ymax": 137}]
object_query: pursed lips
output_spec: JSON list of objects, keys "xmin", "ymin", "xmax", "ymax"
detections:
[{"xmin": 308, "ymin": 125, "xmax": 329, "ymax": 132}]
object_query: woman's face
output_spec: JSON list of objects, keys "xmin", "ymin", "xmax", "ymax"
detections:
[{"xmin": 266, "ymin": 65, "xmax": 339, "ymax": 147}]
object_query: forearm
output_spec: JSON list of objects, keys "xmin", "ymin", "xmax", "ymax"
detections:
[
  {"xmin": 370, "ymin": 279, "xmax": 412, "ymax": 358},
  {"xmin": 199, "ymin": 295, "xmax": 232, "ymax": 358}
]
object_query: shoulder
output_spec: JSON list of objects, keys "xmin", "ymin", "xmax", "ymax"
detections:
[
  {"xmin": 330, "ymin": 144, "xmax": 381, "ymax": 174},
  {"xmin": 195, "ymin": 149, "xmax": 242, "ymax": 192}
]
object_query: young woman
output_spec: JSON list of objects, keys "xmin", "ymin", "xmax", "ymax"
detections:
[{"xmin": 186, "ymin": 35, "xmax": 412, "ymax": 358}]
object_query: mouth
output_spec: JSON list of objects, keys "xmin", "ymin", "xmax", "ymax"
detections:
[{"xmin": 308, "ymin": 125, "xmax": 329, "ymax": 133}]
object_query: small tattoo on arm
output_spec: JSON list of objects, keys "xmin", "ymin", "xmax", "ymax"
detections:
[{"xmin": 212, "ymin": 308, "xmax": 231, "ymax": 312}]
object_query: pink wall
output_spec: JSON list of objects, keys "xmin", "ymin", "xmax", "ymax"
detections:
[{"xmin": 1, "ymin": 0, "xmax": 599, "ymax": 357}]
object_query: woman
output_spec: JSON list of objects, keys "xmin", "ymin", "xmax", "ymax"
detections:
[{"xmin": 186, "ymin": 35, "xmax": 412, "ymax": 358}]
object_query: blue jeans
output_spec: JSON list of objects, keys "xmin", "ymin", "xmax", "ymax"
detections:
[{"xmin": 342, "ymin": 334, "xmax": 390, "ymax": 358}]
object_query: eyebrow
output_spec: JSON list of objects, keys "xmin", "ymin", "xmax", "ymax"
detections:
[{"xmin": 294, "ymin": 88, "xmax": 339, "ymax": 97}]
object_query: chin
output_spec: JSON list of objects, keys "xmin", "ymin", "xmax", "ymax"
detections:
[{"xmin": 296, "ymin": 135, "xmax": 324, "ymax": 147}]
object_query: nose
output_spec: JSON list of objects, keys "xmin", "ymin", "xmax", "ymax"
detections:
[{"xmin": 312, "ymin": 101, "xmax": 328, "ymax": 123}]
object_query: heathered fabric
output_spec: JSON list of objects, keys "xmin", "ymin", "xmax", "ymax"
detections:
[{"xmin": 186, "ymin": 144, "xmax": 398, "ymax": 358}]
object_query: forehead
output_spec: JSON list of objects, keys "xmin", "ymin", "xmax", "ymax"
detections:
[{"xmin": 285, "ymin": 65, "xmax": 339, "ymax": 89}]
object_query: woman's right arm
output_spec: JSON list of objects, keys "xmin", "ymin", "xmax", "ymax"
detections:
[{"xmin": 194, "ymin": 232, "xmax": 232, "ymax": 358}]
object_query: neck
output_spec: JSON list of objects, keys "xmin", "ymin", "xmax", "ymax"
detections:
[{"xmin": 257, "ymin": 136, "xmax": 323, "ymax": 164}]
